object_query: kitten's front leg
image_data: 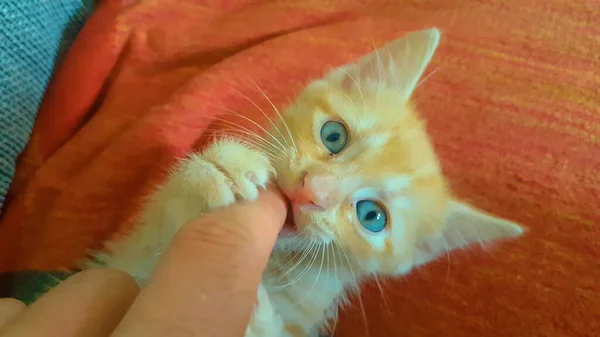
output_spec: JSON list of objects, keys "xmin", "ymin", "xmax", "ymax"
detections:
[
  {"xmin": 86, "ymin": 139, "xmax": 274, "ymax": 283},
  {"xmin": 245, "ymin": 283, "xmax": 285, "ymax": 337}
]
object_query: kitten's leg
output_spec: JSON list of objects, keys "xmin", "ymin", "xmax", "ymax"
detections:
[
  {"xmin": 88, "ymin": 139, "xmax": 283, "ymax": 336},
  {"xmin": 245, "ymin": 283, "xmax": 285, "ymax": 337},
  {"xmin": 85, "ymin": 139, "xmax": 274, "ymax": 283}
]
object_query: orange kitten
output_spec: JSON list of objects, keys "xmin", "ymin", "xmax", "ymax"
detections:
[{"xmin": 86, "ymin": 28, "xmax": 523, "ymax": 336}]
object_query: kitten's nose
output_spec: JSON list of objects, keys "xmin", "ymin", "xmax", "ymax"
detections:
[{"xmin": 286, "ymin": 173, "xmax": 334, "ymax": 210}]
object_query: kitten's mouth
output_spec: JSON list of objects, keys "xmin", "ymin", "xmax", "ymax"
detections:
[{"xmin": 279, "ymin": 197, "xmax": 299, "ymax": 238}]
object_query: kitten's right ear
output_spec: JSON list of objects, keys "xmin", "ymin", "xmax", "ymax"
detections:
[
  {"xmin": 412, "ymin": 201, "xmax": 524, "ymax": 267},
  {"xmin": 327, "ymin": 28, "xmax": 441, "ymax": 100}
]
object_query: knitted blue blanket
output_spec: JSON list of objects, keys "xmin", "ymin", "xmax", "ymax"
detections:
[{"xmin": 0, "ymin": 0, "xmax": 94, "ymax": 211}]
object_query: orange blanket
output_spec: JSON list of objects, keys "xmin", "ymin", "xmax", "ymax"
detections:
[{"xmin": 2, "ymin": 0, "xmax": 599, "ymax": 336}]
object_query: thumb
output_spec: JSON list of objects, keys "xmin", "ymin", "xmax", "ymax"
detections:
[{"xmin": 112, "ymin": 188, "xmax": 286, "ymax": 337}]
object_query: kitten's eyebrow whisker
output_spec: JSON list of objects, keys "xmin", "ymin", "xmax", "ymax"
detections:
[
  {"xmin": 328, "ymin": 86, "xmax": 358, "ymax": 113},
  {"xmin": 208, "ymin": 119, "xmax": 280, "ymax": 154},
  {"xmin": 210, "ymin": 122, "xmax": 280, "ymax": 156},
  {"xmin": 227, "ymin": 83, "xmax": 291, "ymax": 149},
  {"xmin": 339, "ymin": 68, "xmax": 367, "ymax": 117},
  {"xmin": 370, "ymin": 37, "xmax": 384, "ymax": 111},
  {"xmin": 209, "ymin": 130, "xmax": 278, "ymax": 161},
  {"xmin": 247, "ymin": 77, "xmax": 298, "ymax": 152},
  {"xmin": 204, "ymin": 104, "xmax": 288, "ymax": 154},
  {"xmin": 177, "ymin": 112, "xmax": 283, "ymax": 156}
]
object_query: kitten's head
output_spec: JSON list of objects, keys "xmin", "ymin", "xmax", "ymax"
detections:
[{"xmin": 270, "ymin": 28, "xmax": 523, "ymax": 276}]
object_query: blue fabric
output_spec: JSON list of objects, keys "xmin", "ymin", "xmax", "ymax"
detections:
[{"xmin": 0, "ymin": 0, "xmax": 95, "ymax": 211}]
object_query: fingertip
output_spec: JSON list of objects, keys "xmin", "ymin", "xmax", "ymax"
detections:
[
  {"xmin": 0, "ymin": 298, "xmax": 26, "ymax": 328},
  {"xmin": 253, "ymin": 188, "xmax": 287, "ymax": 219},
  {"xmin": 72, "ymin": 268, "xmax": 139, "ymax": 289}
]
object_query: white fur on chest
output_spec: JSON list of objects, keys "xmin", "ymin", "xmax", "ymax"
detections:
[{"xmin": 263, "ymin": 249, "xmax": 358, "ymax": 333}]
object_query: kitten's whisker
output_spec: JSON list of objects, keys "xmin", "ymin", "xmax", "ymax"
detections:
[
  {"xmin": 373, "ymin": 274, "xmax": 391, "ymax": 315},
  {"xmin": 208, "ymin": 130, "xmax": 278, "ymax": 161},
  {"xmin": 200, "ymin": 114, "xmax": 285, "ymax": 157},
  {"xmin": 247, "ymin": 77, "xmax": 298, "ymax": 152},
  {"xmin": 326, "ymin": 242, "xmax": 331, "ymax": 282},
  {"xmin": 281, "ymin": 242, "xmax": 321, "ymax": 290},
  {"xmin": 334, "ymin": 236, "xmax": 369, "ymax": 336},
  {"xmin": 370, "ymin": 37, "xmax": 384, "ymax": 110},
  {"xmin": 212, "ymin": 113, "xmax": 287, "ymax": 156},
  {"xmin": 298, "ymin": 245, "xmax": 325, "ymax": 303},
  {"xmin": 331, "ymin": 240, "xmax": 339, "ymax": 282},
  {"xmin": 211, "ymin": 127, "xmax": 279, "ymax": 158},
  {"xmin": 268, "ymin": 240, "xmax": 313, "ymax": 284},
  {"xmin": 273, "ymin": 238, "xmax": 312, "ymax": 276},
  {"xmin": 278, "ymin": 236, "xmax": 310, "ymax": 261},
  {"xmin": 208, "ymin": 116, "xmax": 282, "ymax": 152},
  {"xmin": 205, "ymin": 103, "xmax": 288, "ymax": 154},
  {"xmin": 339, "ymin": 68, "xmax": 367, "ymax": 117},
  {"xmin": 441, "ymin": 234, "xmax": 452, "ymax": 297},
  {"xmin": 227, "ymin": 84, "xmax": 291, "ymax": 149},
  {"xmin": 416, "ymin": 66, "xmax": 441, "ymax": 89},
  {"xmin": 300, "ymin": 244, "xmax": 325, "ymax": 301},
  {"xmin": 329, "ymin": 87, "xmax": 358, "ymax": 113},
  {"xmin": 268, "ymin": 242, "xmax": 310, "ymax": 288}
]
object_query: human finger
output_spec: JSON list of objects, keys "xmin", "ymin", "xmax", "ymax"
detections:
[
  {"xmin": 112, "ymin": 188, "xmax": 287, "ymax": 337},
  {"xmin": 0, "ymin": 298, "xmax": 25, "ymax": 329},
  {"xmin": 0, "ymin": 269, "xmax": 139, "ymax": 337}
]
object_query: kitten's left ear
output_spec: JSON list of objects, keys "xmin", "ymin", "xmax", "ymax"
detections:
[
  {"xmin": 412, "ymin": 201, "xmax": 524, "ymax": 267},
  {"xmin": 328, "ymin": 28, "xmax": 441, "ymax": 100}
]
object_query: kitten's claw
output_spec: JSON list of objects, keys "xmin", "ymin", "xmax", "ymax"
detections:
[{"xmin": 200, "ymin": 139, "xmax": 273, "ymax": 202}]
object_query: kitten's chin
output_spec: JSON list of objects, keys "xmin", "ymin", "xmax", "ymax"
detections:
[{"xmin": 278, "ymin": 223, "xmax": 298, "ymax": 238}]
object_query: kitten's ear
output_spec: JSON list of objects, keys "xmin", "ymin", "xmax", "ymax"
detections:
[
  {"xmin": 413, "ymin": 201, "xmax": 524, "ymax": 267},
  {"xmin": 327, "ymin": 28, "xmax": 441, "ymax": 100}
]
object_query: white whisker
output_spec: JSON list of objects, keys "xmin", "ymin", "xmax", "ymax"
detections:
[
  {"xmin": 370, "ymin": 37, "xmax": 384, "ymax": 110},
  {"xmin": 441, "ymin": 234, "xmax": 452, "ymax": 297},
  {"xmin": 247, "ymin": 77, "xmax": 298, "ymax": 152},
  {"xmin": 210, "ymin": 128, "xmax": 279, "ymax": 158},
  {"xmin": 267, "ymin": 240, "xmax": 313, "ymax": 285},
  {"xmin": 227, "ymin": 84, "xmax": 292, "ymax": 149},
  {"xmin": 339, "ymin": 67, "xmax": 367, "ymax": 116},
  {"xmin": 373, "ymin": 274, "xmax": 391, "ymax": 315},
  {"xmin": 204, "ymin": 104, "xmax": 288, "ymax": 154},
  {"xmin": 416, "ymin": 66, "xmax": 441, "ymax": 89},
  {"xmin": 334, "ymin": 236, "xmax": 369, "ymax": 336}
]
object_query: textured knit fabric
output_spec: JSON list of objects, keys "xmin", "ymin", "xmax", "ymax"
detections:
[
  {"xmin": 1, "ymin": 0, "xmax": 599, "ymax": 336},
  {"xmin": 0, "ymin": 0, "xmax": 94, "ymax": 210}
]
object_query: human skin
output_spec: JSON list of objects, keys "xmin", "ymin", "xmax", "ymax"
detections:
[{"xmin": 0, "ymin": 189, "xmax": 286, "ymax": 337}]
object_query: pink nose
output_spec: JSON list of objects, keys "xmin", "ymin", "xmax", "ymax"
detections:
[{"xmin": 286, "ymin": 173, "xmax": 333, "ymax": 210}]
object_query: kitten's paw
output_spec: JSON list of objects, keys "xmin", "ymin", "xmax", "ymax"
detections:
[
  {"xmin": 203, "ymin": 139, "xmax": 274, "ymax": 201},
  {"xmin": 176, "ymin": 139, "xmax": 274, "ymax": 209}
]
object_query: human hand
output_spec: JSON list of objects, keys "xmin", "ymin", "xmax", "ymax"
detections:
[{"xmin": 0, "ymin": 188, "xmax": 287, "ymax": 337}]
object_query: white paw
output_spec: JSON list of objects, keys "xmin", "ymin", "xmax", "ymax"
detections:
[{"xmin": 173, "ymin": 139, "xmax": 274, "ymax": 210}]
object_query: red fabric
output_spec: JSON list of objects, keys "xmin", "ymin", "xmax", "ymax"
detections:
[{"xmin": 2, "ymin": 0, "xmax": 599, "ymax": 336}]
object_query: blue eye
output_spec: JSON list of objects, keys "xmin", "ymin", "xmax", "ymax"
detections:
[
  {"xmin": 356, "ymin": 200, "xmax": 387, "ymax": 232},
  {"xmin": 320, "ymin": 121, "xmax": 348, "ymax": 154}
]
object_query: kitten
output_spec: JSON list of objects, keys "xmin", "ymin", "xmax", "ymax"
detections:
[{"xmin": 86, "ymin": 28, "xmax": 523, "ymax": 336}]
